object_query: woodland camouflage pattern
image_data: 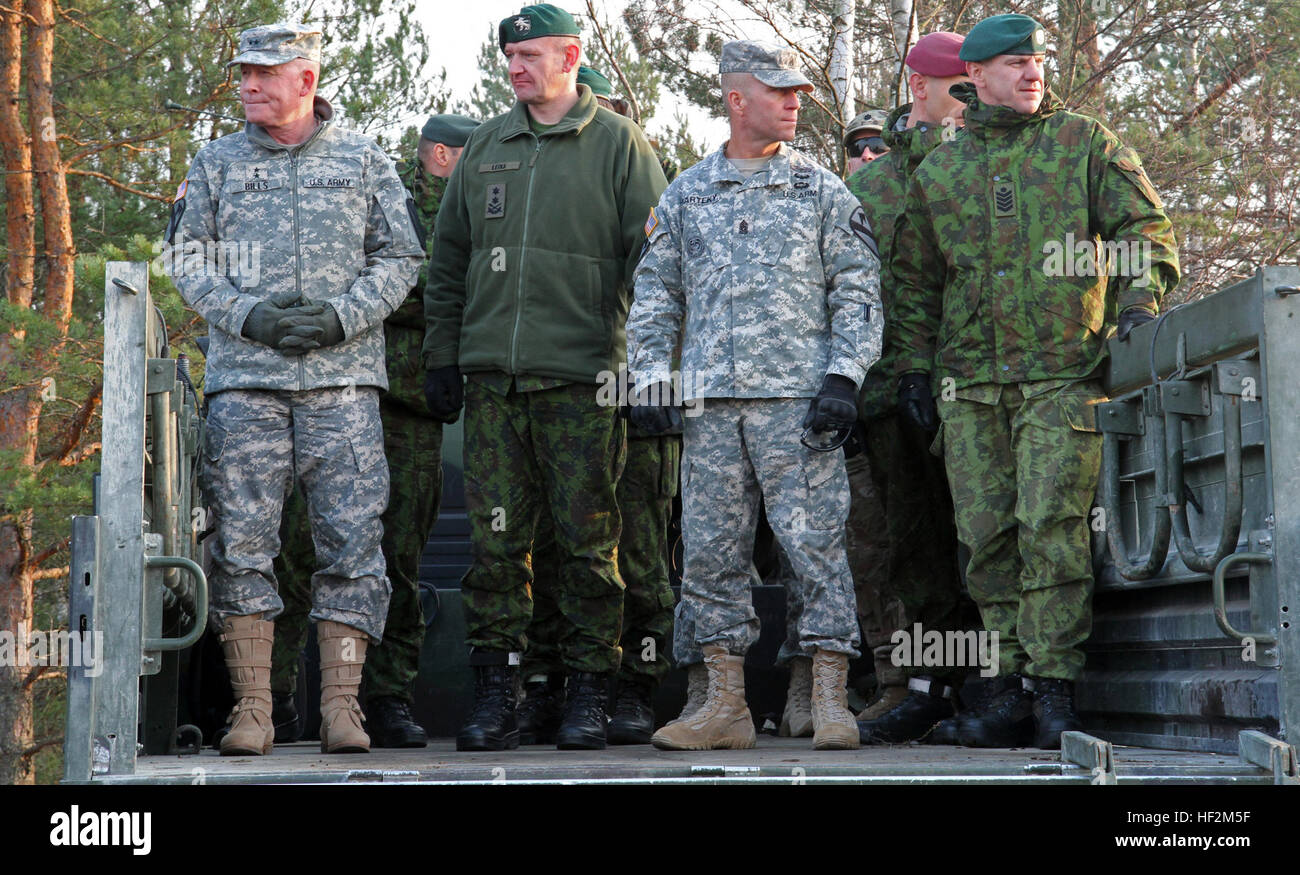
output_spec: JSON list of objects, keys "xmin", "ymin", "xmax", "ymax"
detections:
[
  {"xmin": 460, "ymin": 379, "xmax": 627, "ymax": 674},
  {"xmin": 628, "ymin": 143, "xmax": 883, "ymax": 399},
  {"xmin": 849, "ymin": 103, "xmax": 971, "ymax": 684},
  {"xmin": 526, "ymin": 433, "xmax": 679, "ymax": 683},
  {"xmin": 891, "ymin": 83, "xmax": 1179, "ymax": 388},
  {"xmin": 169, "ymin": 96, "xmax": 423, "ymax": 394}
]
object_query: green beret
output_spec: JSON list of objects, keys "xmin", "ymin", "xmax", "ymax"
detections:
[
  {"xmin": 498, "ymin": 4, "xmax": 580, "ymax": 52},
  {"xmin": 959, "ymin": 14, "xmax": 1047, "ymax": 62},
  {"xmin": 420, "ymin": 114, "xmax": 481, "ymax": 148},
  {"xmin": 577, "ymin": 65, "xmax": 613, "ymax": 98}
]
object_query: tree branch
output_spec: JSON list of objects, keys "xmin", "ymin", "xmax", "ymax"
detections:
[
  {"xmin": 65, "ymin": 167, "xmax": 170, "ymax": 201},
  {"xmin": 49, "ymin": 379, "xmax": 100, "ymax": 465},
  {"xmin": 21, "ymin": 736, "xmax": 63, "ymax": 758},
  {"xmin": 585, "ymin": 1, "xmax": 641, "ymax": 125}
]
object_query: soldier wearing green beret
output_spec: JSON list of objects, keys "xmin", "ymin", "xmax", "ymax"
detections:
[
  {"xmin": 890, "ymin": 13, "xmax": 1180, "ymax": 748},
  {"xmin": 267, "ymin": 113, "xmax": 481, "ymax": 748},
  {"xmin": 424, "ymin": 3, "xmax": 668, "ymax": 751}
]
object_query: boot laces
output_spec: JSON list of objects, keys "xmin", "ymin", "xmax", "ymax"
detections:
[
  {"xmin": 613, "ymin": 685, "xmax": 649, "ymax": 719},
  {"xmin": 470, "ymin": 670, "xmax": 513, "ymax": 719},
  {"xmin": 567, "ymin": 679, "xmax": 606, "ymax": 722},
  {"xmin": 814, "ymin": 658, "xmax": 850, "ymax": 717}
]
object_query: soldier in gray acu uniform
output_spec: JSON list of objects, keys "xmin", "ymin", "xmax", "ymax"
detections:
[
  {"xmin": 168, "ymin": 24, "xmax": 424, "ymax": 756},
  {"xmin": 628, "ymin": 40, "xmax": 883, "ymax": 752}
]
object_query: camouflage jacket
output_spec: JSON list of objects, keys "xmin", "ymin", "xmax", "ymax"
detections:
[
  {"xmin": 423, "ymin": 86, "xmax": 667, "ymax": 383},
  {"xmin": 891, "ymin": 84, "xmax": 1180, "ymax": 389},
  {"xmin": 382, "ymin": 160, "xmax": 447, "ymax": 415},
  {"xmin": 848, "ymin": 103, "xmax": 950, "ymax": 417},
  {"xmin": 169, "ymin": 97, "xmax": 424, "ymax": 395},
  {"xmin": 628, "ymin": 143, "xmax": 882, "ymax": 401}
]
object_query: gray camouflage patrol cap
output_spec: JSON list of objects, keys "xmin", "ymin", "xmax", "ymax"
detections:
[
  {"xmin": 843, "ymin": 109, "xmax": 888, "ymax": 146},
  {"xmin": 226, "ymin": 23, "xmax": 322, "ymax": 68},
  {"xmin": 719, "ymin": 40, "xmax": 813, "ymax": 92}
]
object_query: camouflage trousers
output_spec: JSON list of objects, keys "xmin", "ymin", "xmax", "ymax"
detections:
[
  {"xmin": 679, "ymin": 398, "xmax": 859, "ymax": 659},
  {"xmin": 937, "ymin": 380, "xmax": 1103, "ymax": 682},
  {"xmin": 672, "ymin": 450, "xmax": 886, "ymax": 668},
  {"xmin": 269, "ymin": 399, "xmax": 443, "ymax": 701},
  {"xmin": 862, "ymin": 409, "xmax": 970, "ymax": 684},
  {"xmin": 200, "ymin": 387, "xmax": 390, "ymax": 642},
  {"xmin": 526, "ymin": 433, "xmax": 679, "ymax": 685},
  {"xmin": 461, "ymin": 379, "xmax": 627, "ymax": 674}
]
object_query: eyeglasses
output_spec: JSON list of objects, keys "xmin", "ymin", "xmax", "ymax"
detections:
[{"xmin": 847, "ymin": 136, "xmax": 887, "ymax": 159}]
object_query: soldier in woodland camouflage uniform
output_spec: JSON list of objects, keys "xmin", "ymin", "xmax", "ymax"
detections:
[
  {"xmin": 170, "ymin": 23, "xmax": 424, "ymax": 756},
  {"xmin": 268, "ymin": 114, "xmax": 479, "ymax": 748},
  {"xmin": 628, "ymin": 40, "xmax": 882, "ymax": 752},
  {"xmin": 890, "ymin": 14, "xmax": 1179, "ymax": 749},
  {"xmin": 848, "ymin": 31, "xmax": 975, "ymax": 745},
  {"xmin": 423, "ymin": 5, "xmax": 667, "ymax": 752}
]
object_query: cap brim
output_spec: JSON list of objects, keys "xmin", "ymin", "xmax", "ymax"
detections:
[
  {"xmin": 226, "ymin": 50, "xmax": 300, "ymax": 68},
  {"xmin": 753, "ymin": 69, "xmax": 813, "ymax": 91}
]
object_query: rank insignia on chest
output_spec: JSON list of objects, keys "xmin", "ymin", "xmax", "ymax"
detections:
[
  {"xmin": 736, "ymin": 218, "xmax": 750, "ymax": 235},
  {"xmin": 486, "ymin": 183, "xmax": 505, "ymax": 219},
  {"xmin": 993, "ymin": 181, "xmax": 1016, "ymax": 218},
  {"xmin": 687, "ymin": 237, "xmax": 705, "ymax": 257}
]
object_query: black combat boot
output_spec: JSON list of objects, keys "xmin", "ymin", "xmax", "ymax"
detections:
[
  {"xmin": 1031, "ymin": 677, "xmax": 1083, "ymax": 749},
  {"xmin": 516, "ymin": 674, "xmax": 566, "ymax": 745},
  {"xmin": 957, "ymin": 673, "xmax": 1035, "ymax": 747},
  {"xmin": 365, "ymin": 696, "xmax": 428, "ymax": 748},
  {"xmin": 857, "ymin": 677, "xmax": 956, "ymax": 744},
  {"xmin": 607, "ymin": 677, "xmax": 656, "ymax": 745},
  {"xmin": 272, "ymin": 691, "xmax": 303, "ymax": 743},
  {"xmin": 456, "ymin": 654, "xmax": 520, "ymax": 752},
  {"xmin": 556, "ymin": 672, "xmax": 609, "ymax": 750}
]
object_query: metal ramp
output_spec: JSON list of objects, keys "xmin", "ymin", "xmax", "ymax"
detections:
[{"xmin": 85, "ymin": 732, "xmax": 1289, "ymax": 786}]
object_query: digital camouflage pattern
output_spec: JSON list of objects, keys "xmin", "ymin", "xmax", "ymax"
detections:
[
  {"xmin": 526, "ymin": 433, "xmax": 679, "ymax": 683},
  {"xmin": 847, "ymin": 104, "xmax": 949, "ymax": 417},
  {"xmin": 891, "ymin": 83, "xmax": 1179, "ymax": 388},
  {"xmin": 201, "ymin": 387, "xmax": 391, "ymax": 642},
  {"xmin": 848, "ymin": 103, "xmax": 971, "ymax": 684},
  {"xmin": 681, "ymin": 398, "xmax": 859, "ymax": 658},
  {"xmin": 460, "ymin": 379, "xmax": 627, "ymax": 674},
  {"xmin": 270, "ymin": 153, "xmax": 447, "ymax": 701},
  {"xmin": 937, "ymin": 380, "xmax": 1104, "ymax": 680},
  {"xmin": 169, "ymin": 96, "xmax": 424, "ymax": 395},
  {"xmin": 628, "ymin": 143, "xmax": 883, "ymax": 400}
]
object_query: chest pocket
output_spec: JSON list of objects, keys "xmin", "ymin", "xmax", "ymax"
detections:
[
  {"xmin": 756, "ymin": 191, "xmax": 821, "ymax": 280},
  {"xmin": 296, "ymin": 156, "xmax": 366, "ymax": 218}
]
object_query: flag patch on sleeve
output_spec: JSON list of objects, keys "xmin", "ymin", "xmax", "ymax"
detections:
[{"xmin": 644, "ymin": 207, "xmax": 658, "ymax": 237}]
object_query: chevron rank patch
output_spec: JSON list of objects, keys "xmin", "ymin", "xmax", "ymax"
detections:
[{"xmin": 993, "ymin": 181, "xmax": 1016, "ymax": 218}]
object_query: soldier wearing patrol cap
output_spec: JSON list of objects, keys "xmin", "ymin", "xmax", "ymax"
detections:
[
  {"xmin": 265, "ymin": 112, "xmax": 482, "ymax": 749},
  {"xmin": 169, "ymin": 22, "xmax": 425, "ymax": 756},
  {"xmin": 423, "ymin": 3, "xmax": 667, "ymax": 752},
  {"xmin": 890, "ymin": 13, "xmax": 1180, "ymax": 748},
  {"xmin": 628, "ymin": 39, "xmax": 883, "ymax": 752}
]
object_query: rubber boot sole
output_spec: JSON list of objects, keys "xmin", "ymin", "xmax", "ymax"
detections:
[
  {"xmin": 651, "ymin": 734, "xmax": 757, "ymax": 751},
  {"xmin": 556, "ymin": 727, "xmax": 607, "ymax": 750},
  {"xmin": 220, "ymin": 739, "xmax": 272, "ymax": 756},
  {"xmin": 456, "ymin": 730, "xmax": 521, "ymax": 752},
  {"xmin": 607, "ymin": 722, "xmax": 654, "ymax": 745}
]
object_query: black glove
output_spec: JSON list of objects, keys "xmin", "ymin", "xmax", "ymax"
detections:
[
  {"xmin": 898, "ymin": 373, "xmax": 938, "ymax": 434},
  {"xmin": 276, "ymin": 303, "xmax": 344, "ymax": 354},
  {"xmin": 423, "ymin": 366, "xmax": 464, "ymax": 424},
  {"xmin": 628, "ymin": 381, "xmax": 683, "ymax": 435},
  {"xmin": 801, "ymin": 374, "xmax": 858, "ymax": 433},
  {"xmin": 242, "ymin": 302, "xmax": 322, "ymax": 350},
  {"xmin": 1116, "ymin": 307, "xmax": 1156, "ymax": 342}
]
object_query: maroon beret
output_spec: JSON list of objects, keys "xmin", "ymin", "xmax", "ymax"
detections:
[{"xmin": 905, "ymin": 32, "xmax": 966, "ymax": 77}]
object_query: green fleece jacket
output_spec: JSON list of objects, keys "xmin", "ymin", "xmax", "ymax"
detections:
[{"xmin": 422, "ymin": 85, "xmax": 667, "ymax": 383}]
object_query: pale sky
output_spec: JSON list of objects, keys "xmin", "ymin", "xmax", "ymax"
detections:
[{"xmin": 418, "ymin": 0, "xmax": 731, "ymax": 151}]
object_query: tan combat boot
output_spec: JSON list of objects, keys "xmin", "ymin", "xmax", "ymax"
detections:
[
  {"xmin": 218, "ymin": 613, "xmax": 275, "ymax": 756},
  {"xmin": 652, "ymin": 646, "xmax": 756, "ymax": 750},
  {"xmin": 811, "ymin": 649, "xmax": 861, "ymax": 750},
  {"xmin": 778, "ymin": 655, "xmax": 814, "ymax": 737},
  {"xmin": 676, "ymin": 662, "xmax": 708, "ymax": 721},
  {"xmin": 856, "ymin": 647, "xmax": 908, "ymax": 720},
  {"xmin": 318, "ymin": 620, "xmax": 370, "ymax": 754}
]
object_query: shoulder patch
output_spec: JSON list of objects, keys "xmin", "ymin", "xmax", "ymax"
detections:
[
  {"xmin": 644, "ymin": 207, "xmax": 659, "ymax": 237},
  {"xmin": 174, "ymin": 179, "xmax": 188, "ymax": 202},
  {"xmin": 849, "ymin": 206, "xmax": 879, "ymax": 261}
]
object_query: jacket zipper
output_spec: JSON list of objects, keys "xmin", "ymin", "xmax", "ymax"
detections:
[
  {"xmin": 290, "ymin": 150, "xmax": 306, "ymax": 389},
  {"xmin": 510, "ymin": 135, "xmax": 545, "ymax": 374}
]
